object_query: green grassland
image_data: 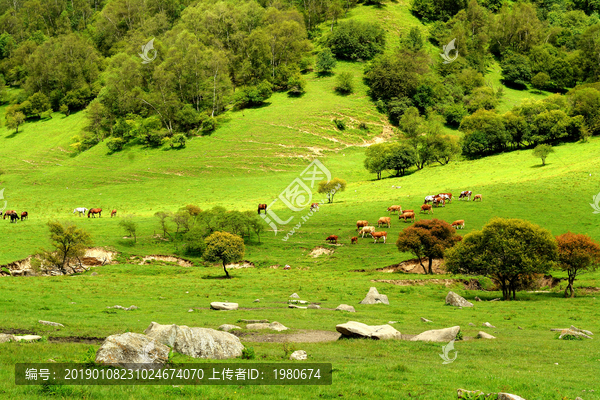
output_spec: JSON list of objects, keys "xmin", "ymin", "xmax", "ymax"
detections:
[{"xmin": 2, "ymin": 2, "xmax": 600, "ymax": 400}]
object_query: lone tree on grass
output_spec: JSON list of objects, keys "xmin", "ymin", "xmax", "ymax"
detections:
[
  {"xmin": 556, "ymin": 232, "xmax": 600, "ymax": 298},
  {"xmin": 532, "ymin": 144, "xmax": 554, "ymax": 166},
  {"xmin": 119, "ymin": 217, "xmax": 138, "ymax": 243},
  {"xmin": 318, "ymin": 178, "xmax": 347, "ymax": 203},
  {"xmin": 45, "ymin": 221, "xmax": 93, "ymax": 274},
  {"xmin": 445, "ymin": 218, "xmax": 558, "ymax": 300},
  {"xmin": 396, "ymin": 219, "xmax": 461, "ymax": 274},
  {"xmin": 316, "ymin": 48, "xmax": 336, "ymax": 75},
  {"xmin": 204, "ymin": 231, "xmax": 245, "ymax": 279}
]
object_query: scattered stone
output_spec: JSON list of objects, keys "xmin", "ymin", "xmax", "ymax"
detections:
[
  {"xmin": 253, "ymin": 299, "xmax": 260, "ymax": 303},
  {"xmin": 145, "ymin": 322, "xmax": 244, "ymax": 359},
  {"xmin": 475, "ymin": 296, "xmax": 482, "ymax": 302},
  {"xmin": 359, "ymin": 287, "xmax": 389, "ymax": 305},
  {"xmin": 289, "ymin": 293, "xmax": 300, "ymax": 298},
  {"xmin": 388, "ymin": 321, "xmax": 398, "ymax": 324},
  {"xmin": 477, "ymin": 331, "xmax": 496, "ymax": 339},
  {"xmin": 246, "ymin": 321, "xmax": 289, "ymax": 332},
  {"xmin": 421, "ymin": 317, "xmax": 433, "ymax": 323},
  {"xmin": 336, "ymin": 321, "xmax": 401, "ymax": 340},
  {"xmin": 289, "ymin": 350, "xmax": 307, "ymax": 361},
  {"xmin": 518, "ymin": 326, "xmax": 523, "ymax": 330},
  {"xmin": 91, "ymin": 272, "xmax": 98, "ymax": 276},
  {"xmin": 468, "ymin": 323, "xmax": 475, "ymax": 327},
  {"xmin": 457, "ymin": 389, "xmax": 486, "ymax": 399},
  {"xmin": 288, "ymin": 299, "xmax": 308, "ymax": 304},
  {"xmin": 39, "ymin": 320, "xmax": 64, "ymax": 327},
  {"xmin": 558, "ymin": 329, "xmax": 592, "ymax": 340},
  {"xmin": 575, "ymin": 397, "xmax": 584, "ymax": 400},
  {"xmin": 14, "ymin": 335, "xmax": 42, "ymax": 342},
  {"xmin": 497, "ymin": 394, "xmax": 527, "ymax": 400},
  {"xmin": 308, "ymin": 304, "xmax": 321, "ymax": 309},
  {"xmin": 289, "ymin": 304, "xmax": 307, "ymax": 309},
  {"xmin": 482, "ymin": 322, "xmax": 496, "ymax": 328},
  {"xmin": 489, "ymin": 298, "xmax": 501, "ymax": 302},
  {"xmin": 410, "ymin": 326, "xmax": 461, "ymax": 343},
  {"xmin": 0, "ymin": 333, "xmax": 16, "ymax": 343},
  {"xmin": 188, "ymin": 309, "xmax": 194, "ymax": 313},
  {"xmin": 219, "ymin": 324, "xmax": 242, "ymax": 332},
  {"xmin": 95, "ymin": 332, "xmax": 169, "ymax": 369},
  {"xmin": 238, "ymin": 319, "xmax": 269, "ymax": 323},
  {"xmin": 210, "ymin": 302, "xmax": 238, "ymax": 311},
  {"xmin": 108, "ymin": 305, "xmax": 138, "ymax": 311},
  {"xmin": 445, "ymin": 292, "xmax": 473, "ymax": 308},
  {"xmin": 335, "ymin": 304, "xmax": 356, "ymax": 312}
]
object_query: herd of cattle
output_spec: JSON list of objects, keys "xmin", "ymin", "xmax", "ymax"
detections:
[{"xmin": 324, "ymin": 190, "xmax": 482, "ymax": 245}]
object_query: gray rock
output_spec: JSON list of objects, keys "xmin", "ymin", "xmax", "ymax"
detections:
[
  {"xmin": 308, "ymin": 304, "xmax": 321, "ymax": 309},
  {"xmin": 108, "ymin": 305, "xmax": 138, "ymax": 311},
  {"xmin": 218, "ymin": 324, "xmax": 242, "ymax": 332},
  {"xmin": 445, "ymin": 291, "xmax": 473, "ymax": 308},
  {"xmin": 482, "ymin": 322, "xmax": 496, "ymax": 328},
  {"xmin": 335, "ymin": 304, "xmax": 356, "ymax": 312},
  {"xmin": 359, "ymin": 287, "xmax": 389, "ymax": 305},
  {"xmin": 410, "ymin": 326, "xmax": 460, "ymax": 342},
  {"xmin": 477, "ymin": 331, "xmax": 496, "ymax": 339},
  {"xmin": 246, "ymin": 321, "xmax": 288, "ymax": 332},
  {"xmin": 290, "ymin": 350, "xmax": 307, "ymax": 360},
  {"xmin": 288, "ymin": 304, "xmax": 307, "ymax": 309},
  {"xmin": 489, "ymin": 298, "xmax": 501, "ymax": 302},
  {"xmin": 388, "ymin": 321, "xmax": 398, "ymax": 324},
  {"xmin": 457, "ymin": 389, "xmax": 486, "ymax": 399},
  {"xmin": 188, "ymin": 309, "xmax": 194, "ymax": 313},
  {"xmin": 239, "ymin": 319, "xmax": 269, "ymax": 323},
  {"xmin": 518, "ymin": 326, "xmax": 523, "ymax": 330},
  {"xmin": 0, "ymin": 333, "xmax": 16, "ymax": 343},
  {"xmin": 336, "ymin": 321, "xmax": 401, "ymax": 340},
  {"xmin": 575, "ymin": 397, "xmax": 584, "ymax": 400},
  {"xmin": 475, "ymin": 296, "xmax": 482, "ymax": 302},
  {"xmin": 253, "ymin": 299, "xmax": 260, "ymax": 303},
  {"xmin": 289, "ymin": 293, "xmax": 300, "ymax": 298},
  {"xmin": 145, "ymin": 322, "xmax": 244, "ymax": 359},
  {"xmin": 468, "ymin": 323, "xmax": 475, "ymax": 327},
  {"xmin": 91, "ymin": 272, "xmax": 98, "ymax": 276},
  {"xmin": 288, "ymin": 299, "xmax": 308, "ymax": 304},
  {"xmin": 497, "ymin": 394, "xmax": 527, "ymax": 400},
  {"xmin": 14, "ymin": 335, "xmax": 42, "ymax": 342},
  {"xmin": 95, "ymin": 332, "xmax": 169, "ymax": 369},
  {"xmin": 570, "ymin": 325, "xmax": 593, "ymax": 336},
  {"xmin": 210, "ymin": 302, "xmax": 238, "ymax": 311},
  {"xmin": 39, "ymin": 320, "xmax": 64, "ymax": 327},
  {"xmin": 421, "ymin": 317, "xmax": 433, "ymax": 323}
]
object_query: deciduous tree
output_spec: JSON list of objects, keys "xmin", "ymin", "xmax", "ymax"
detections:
[
  {"xmin": 204, "ymin": 231, "xmax": 245, "ymax": 278},
  {"xmin": 556, "ymin": 232, "xmax": 600, "ymax": 298}
]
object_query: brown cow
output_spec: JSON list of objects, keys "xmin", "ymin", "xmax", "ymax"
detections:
[
  {"xmin": 258, "ymin": 204, "xmax": 267, "ymax": 214},
  {"xmin": 370, "ymin": 231, "xmax": 387, "ymax": 244},
  {"xmin": 458, "ymin": 191, "xmax": 472, "ymax": 200},
  {"xmin": 433, "ymin": 197, "xmax": 445, "ymax": 207},
  {"xmin": 111, "ymin": 209, "xmax": 117, "ymax": 217},
  {"xmin": 473, "ymin": 194, "xmax": 482, "ymax": 201},
  {"xmin": 326, "ymin": 235, "xmax": 338, "ymax": 244},
  {"xmin": 420, "ymin": 204, "xmax": 433, "ymax": 214},
  {"xmin": 310, "ymin": 203, "xmax": 319, "ymax": 211},
  {"xmin": 452, "ymin": 220, "xmax": 465, "ymax": 229},
  {"xmin": 378, "ymin": 217, "xmax": 391, "ymax": 228},
  {"xmin": 387, "ymin": 205, "xmax": 402, "ymax": 214},
  {"xmin": 3, "ymin": 210, "xmax": 15, "ymax": 220},
  {"xmin": 20, "ymin": 211, "xmax": 28, "ymax": 221},
  {"xmin": 351, "ymin": 236, "xmax": 358, "ymax": 244},
  {"xmin": 359, "ymin": 226, "xmax": 375, "ymax": 238},
  {"xmin": 400, "ymin": 212, "xmax": 415, "ymax": 222},
  {"xmin": 356, "ymin": 220, "xmax": 369, "ymax": 230}
]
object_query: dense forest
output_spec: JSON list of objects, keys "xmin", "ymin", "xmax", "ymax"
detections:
[{"xmin": 1, "ymin": 0, "xmax": 600, "ymax": 162}]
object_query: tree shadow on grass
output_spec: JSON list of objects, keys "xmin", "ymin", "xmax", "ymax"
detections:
[
  {"xmin": 530, "ymin": 163, "xmax": 550, "ymax": 168},
  {"xmin": 5, "ymin": 129, "xmax": 22, "ymax": 139},
  {"xmin": 201, "ymin": 275, "xmax": 234, "ymax": 280}
]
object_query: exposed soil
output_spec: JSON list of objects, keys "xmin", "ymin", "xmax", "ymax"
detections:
[
  {"xmin": 49, "ymin": 336, "xmax": 105, "ymax": 344},
  {"xmin": 0, "ymin": 328, "xmax": 37, "ymax": 335},
  {"xmin": 135, "ymin": 255, "xmax": 194, "ymax": 267},
  {"xmin": 578, "ymin": 286, "xmax": 600, "ymax": 293},
  {"xmin": 232, "ymin": 329, "xmax": 341, "ymax": 343},
  {"xmin": 309, "ymin": 246, "xmax": 334, "ymax": 257},
  {"xmin": 377, "ymin": 258, "xmax": 447, "ymax": 274},
  {"xmin": 350, "ymin": 269, "xmax": 366, "ymax": 272},
  {"xmin": 373, "ymin": 278, "xmax": 484, "ymax": 290},
  {"xmin": 225, "ymin": 260, "xmax": 255, "ymax": 269}
]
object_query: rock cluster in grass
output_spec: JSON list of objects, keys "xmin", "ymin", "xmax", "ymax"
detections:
[
  {"xmin": 359, "ymin": 287, "xmax": 389, "ymax": 305},
  {"xmin": 108, "ymin": 305, "xmax": 138, "ymax": 311},
  {"xmin": 336, "ymin": 321, "xmax": 401, "ymax": 340},
  {"xmin": 445, "ymin": 291, "xmax": 473, "ymax": 308},
  {"xmin": 552, "ymin": 325, "xmax": 593, "ymax": 340}
]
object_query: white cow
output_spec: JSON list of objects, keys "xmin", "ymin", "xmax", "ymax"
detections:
[
  {"xmin": 73, "ymin": 207, "xmax": 88, "ymax": 216},
  {"xmin": 359, "ymin": 226, "xmax": 376, "ymax": 238}
]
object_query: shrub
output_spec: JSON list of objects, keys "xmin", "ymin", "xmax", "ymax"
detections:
[
  {"xmin": 333, "ymin": 118, "xmax": 346, "ymax": 130},
  {"xmin": 287, "ymin": 75, "xmax": 306, "ymax": 96},
  {"xmin": 531, "ymin": 72, "xmax": 551, "ymax": 91},
  {"xmin": 241, "ymin": 347, "xmax": 256, "ymax": 360},
  {"xmin": 106, "ymin": 137, "xmax": 126, "ymax": 152},
  {"xmin": 335, "ymin": 72, "xmax": 354, "ymax": 94},
  {"xmin": 326, "ymin": 20, "xmax": 386, "ymax": 60},
  {"xmin": 316, "ymin": 48, "xmax": 336, "ymax": 74},
  {"xmin": 170, "ymin": 133, "xmax": 186, "ymax": 148},
  {"xmin": 233, "ymin": 81, "xmax": 273, "ymax": 109},
  {"xmin": 201, "ymin": 117, "xmax": 217, "ymax": 133}
]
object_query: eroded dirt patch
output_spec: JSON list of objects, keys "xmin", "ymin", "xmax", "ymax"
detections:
[
  {"xmin": 136, "ymin": 255, "xmax": 194, "ymax": 267},
  {"xmin": 232, "ymin": 329, "xmax": 341, "ymax": 343},
  {"xmin": 309, "ymin": 247, "xmax": 334, "ymax": 258},
  {"xmin": 373, "ymin": 278, "xmax": 483, "ymax": 290},
  {"xmin": 226, "ymin": 260, "xmax": 255, "ymax": 269},
  {"xmin": 49, "ymin": 336, "xmax": 105, "ymax": 344},
  {"xmin": 377, "ymin": 258, "xmax": 447, "ymax": 274}
]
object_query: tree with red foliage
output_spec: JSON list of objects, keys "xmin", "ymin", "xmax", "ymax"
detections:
[
  {"xmin": 396, "ymin": 219, "xmax": 462, "ymax": 274},
  {"xmin": 556, "ymin": 232, "xmax": 600, "ymax": 298}
]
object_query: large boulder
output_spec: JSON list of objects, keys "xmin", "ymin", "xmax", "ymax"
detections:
[
  {"xmin": 210, "ymin": 302, "xmax": 238, "ymax": 311},
  {"xmin": 145, "ymin": 322, "xmax": 243, "ymax": 359},
  {"xmin": 336, "ymin": 321, "xmax": 401, "ymax": 340},
  {"xmin": 359, "ymin": 287, "xmax": 389, "ymax": 305},
  {"xmin": 445, "ymin": 292, "xmax": 473, "ymax": 308},
  {"xmin": 335, "ymin": 304, "xmax": 356, "ymax": 312},
  {"xmin": 0, "ymin": 333, "xmax": 16, "ymax": 343},
  {"xmin": 410, "ymin": 326, "xmax": 460, "ymax": 342},
  {"xmin": 95, "ymin": 332, "xmax": 169, "ymax": 369}
]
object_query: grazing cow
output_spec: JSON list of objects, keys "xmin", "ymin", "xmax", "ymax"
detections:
[
  {"xmin": 473, "ymin": 194, "xmax": 482, "ymax": 202},
  {"xmin": 310, "ymin": 203, "xmax": 319, "ymax": 211},
  {"xmin": 387, "ymin": 205, "xmax": 402, "ymax": 214},
  {"xmin": 326, "ymin": 235, "xmax": 338, "ymax": 244},
  {"xmin": 20, "ymin": 211, "xmax": 28, "ymax": 221},
  {"xmin": 424, "ymin": 195, "xmax": 435, "ymax": 204},
  {"xmin": 400, "ymin": 212, "xmax": 415, "ymax": 222},
  {"xmin": 9, "ymin": 213, "xmax": 19, "ymax": 223},
  {"xmin": 3, "ymin": 210, "xmax": 15, "ymax": 220},
  {"xmin": 420, "ymin": 204, "xmax": 433, "ymax": 214},
  {"xmin": 257, "ymin": 204, "xmax": 267, "ymax": 214},
  {"xmin": 458, "ymin": 191, "xmax": 472, "ymax": 201},
  {"xmin": 73, "ymin": 207, "xmax": 88, "ymax": 216},
  {"xmin": 378, "ymin": 217, "xmax": 391, "ymax": 228},
  {"xmin": 437, "ymin": 193, "xmax": 452, "ymax": 203},
  {"xmin": 351, "ymin": 236, "xmax": 358, "ymax": 244},
  {"xmin": 433, "ymin": 197, "xmax": 445, "ymax": 207},
  {"xmin": 111, "ymin": 209, "xmax": 117, "ymax": 217},
  {"xmin": 356, "ymin": 220, "xmax": 369, "ymax": 230},
  {"xmin": 370, "ymin": 231, "xmax": 387, "ymax": 244},
  {"xmin": 452, "ymin": 220, "xmax": 465, "ymax": 229},
  {"xmin": 88, "ymin": 208, "xmax": 102, "ymax": 218},
  {"xmin": 359, "ymin": 226, "xmax": 375, "ymax": 238}
]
